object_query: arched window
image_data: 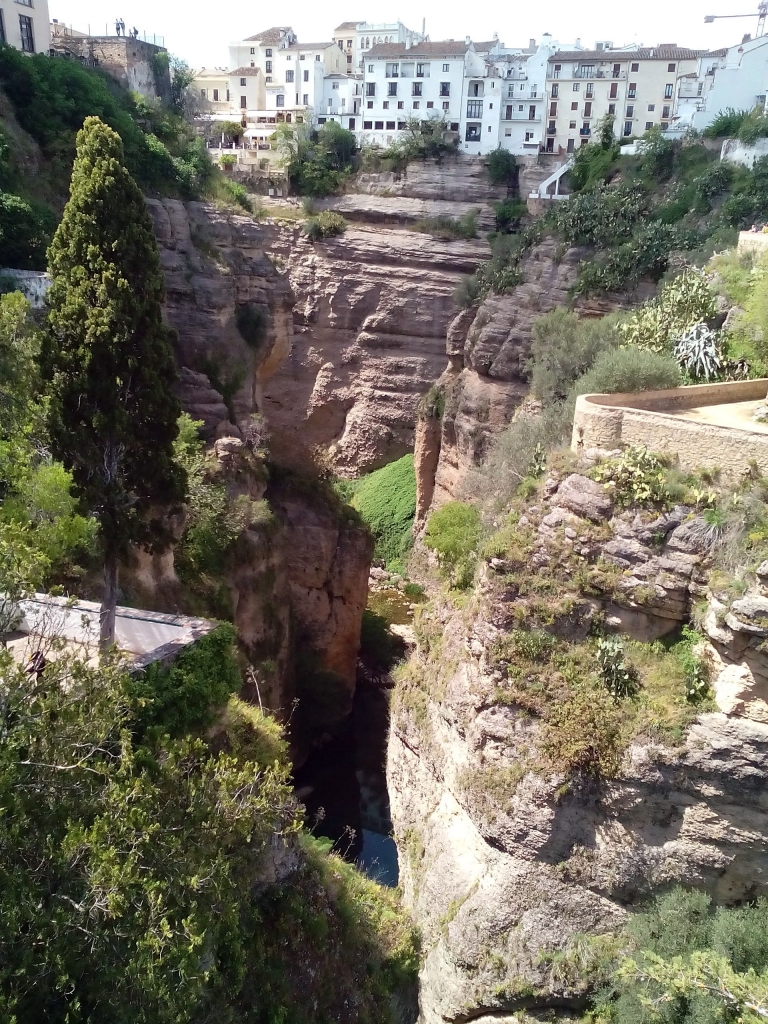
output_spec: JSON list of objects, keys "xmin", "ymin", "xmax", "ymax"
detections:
[{"xmin": 365, "ymin": 37, "xmax": 369, "ymax": 47}]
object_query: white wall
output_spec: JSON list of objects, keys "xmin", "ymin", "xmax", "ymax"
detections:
[
  {"xmin": 0, "ymin": 0, "xmax": 50, "ymax": 53},
  {"xmin": 691, "ymin": 37, "xmax": 768, "ymax": 133}
]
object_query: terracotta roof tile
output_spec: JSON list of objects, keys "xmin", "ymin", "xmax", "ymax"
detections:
[
  {"xmin": 244, "ymin": 27, "xmax": 292, "ymax": 44},
  {"xmin": 366, "ymin": 40, "xmax": 469, "ymax": 59},
  {"xmin": 230, "ymin": 66, "xmax": 261, "ymax": 76},
  {"xmin": 550, "ymin": 46, "xmax": 707, "ymax": 61}
]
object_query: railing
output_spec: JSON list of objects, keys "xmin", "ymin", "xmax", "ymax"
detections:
[{"xmin": 579, "ymin": 127, "xmax": 591, "ymax": 136}]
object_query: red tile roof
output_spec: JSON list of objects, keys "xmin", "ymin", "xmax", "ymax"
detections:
[{"xmin": 366, "ymin": 40, "xmax": 469, "ymax": 59}]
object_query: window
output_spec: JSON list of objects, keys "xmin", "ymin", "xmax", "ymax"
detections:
[
  {"xmin": 610, "ymin": 82, "xmax": 618, "ymax": 99},
  {"xmin": 366, "ymin": 82, "xmax": 375, "ymax": 96},
  {"xmin": 240, "ymin": 95, "xmax": 247, "ymax": 108},
  {"xmin": 416, "ymin": 62, "xmax": 430, "ymax": 77},
  {"xmin": 442, "ymin": 62, "xmax": 449, "ymax": 72},
  {"xmin": 552, "ymin": 63, "xmax": 561, "ymax": 78},
  {"xmin": 465, "ymin": 123, "xmax": 481, "ymax": 141},
  {"xmin": 581, "ymin": 122, "xmax": 590, "ymax": 134},
  {"xmin": 213, "ymin": 88, "xmax": 219, "ymax": 101},
  {"xmin": 580, "ymin": 64, "xmax": 595, "ymax": 78},
  {"xmin": 302, "ymin": 93, "xmax": 308, "ymax": 104},
  {"xmin": 569, "ymin": 120, "xmax": 576, "ymax": 129},
  {"xmin": 265, "ymin": 61, "xmax": 272, "ymax": 73},
  {"xmin": 667, "ymin": 62, "xmax": 676, "ymax": 72},
  {"xmin": 525, "ymin": 131, "xmax": 535, "ymax": 141},
  {"xmin": 488, "ymin": 125, "xmax": 492, "ymax": 132},
  {"xmin": 349, "ymin": 117, "xmax": 355, "ymax": 129},
  {"xmin": 571, "ymin": 102, "xmax": 578, "ymax": 110},
  {"xmin": 276, "ymin": 94, "xmax": 284, "ymax": 107},
  {"xmin": 383, "ymin": 101, "xmax": 389, "ymax": 109},
  {"xmin": 364, "ymin": 120, "xmax": 373, "ymax": 128},
  {"xmin": 368, "ymin": 64, "xmax": 373, "ymax": 73},
  {"xmin": 227, "ymin": 89, "xmax": 230, "ymax": 100},
  {"xmin": 586, "ymin": 83, "xmax": 594, "ymax": 98},
  {"xmin": 388, "ymin": 82, "xmax": 397, "ymax": 96},
  {"xmin": 631, "ymin": 62, "xmax": 639, "ymax": 72},
  {"xmin": 608, "ymin": 103, "xmax": 616, "ymax": 115},
  {"xmin": 551, "ymin": 83, "xmax": 559, "ymax": 98},
  {"xmin": 397, "ymin": 100, "xmax": 404, "ymax": 109},
  {"xmin": 347, "ymin": 39, "xmax": 352, "ymax": 47},
  {"xmin": 443, "ymin": 101, "xmax": 449, "ymax": 110},
  {"xmin": 399, "ymin": 120, "xmax": 407, "ymax": 129},
  {"xmin": 628, "ymin": 82, "xmax": 636, "ymax": 97},
  {"xmin": 200, "ymin": 89, "xmax": 206, "ymax": 99},
  {"xmin": 623, "ymin": 120, "xmax": 632, "ymax": 135},
  {"xmin": 386, "ymin": 120, "xmax": 395, "ymax": 129},
  {"xmin": 664, "ymin": 83, "xmax": 673, "ymax": 98},
  {"xmin": 645, "ymin": 121, "xmax": 653, "ymax": 130},
  {"xmin": 529, "ymin": 105, "xmax": 536, "ymax": 119},
  {"xmin": 662, "ymin": 104, "xmax": 670, "ymax": 118},
  {"xmin": 626, "ymin": 104, "xmax": 634, "ymax": 116},
  {"xmin": 250, "ymin": 47, "xmax": 255, "ymax": 54},
  {"xmin": 300, "ymin": 53, "xmax": 305, "ymax": 60},
  {"xmin": 549, "ymin": 102, "xmax": 557, "ymax": 116},
  {"xmin": 450, "ymin": 122, "xmax": 459, "ymax": 131},
  {"xmin": 567, "ymin": 138, "xmax": 575, "ymax": 152},
  {"xmin": 518, "ymin": 104, "xmax": 523, "ymax": 111},
  {"xmin": 375, "ymin": 120, "xmax": 384, "ymax": 129},
  {"xmin": 612, "ymin": 63, "xmax": 621, "ymax": 77},
  {"xmin": 240, "ymin": 77, "xmax": 247, "ymax": 86},
  {"xmin": 303, "ymin": 70, "xmax": 309, "ymax": 81},
  {"xmin": 440, "ymin": 81, "xmax": 450, "ymax": 96},
  {"xmin": 648, "ymin": 103, "xmax": 655, "ymax": 111},
  {"xmin": 266, "ymin": 48, "xmax": 272, "ymax": 56},
  {"xmin": 265, "ymin": 77, "xmax": 271, "ymax": 83},
  {"xmin": 412, "ymin": 101, "xmax": 419, "ymax": 109},
  {"xmin": 316, "ymin": 54, "xmax": 321, "ymax": 61},
  {"xmin": 584, "ymin": 102, "xmax": 592, "ymax": 117},
  {"xmin": 285, "ymin": 70, "xmax": 294, "ymax": 82},
  {"xmin": 0, "ymin": 9, "xmax": 4, "ymax": 44},
  {"xmin": 427, "ymin": 100, "xmax": 434, "ymax": 108},
  {"xmin": 385, "ymin": 62, "xmax": 399, "ymax": 77},
  {"xmin": 412, "ymin": 82, "xmax": 422, "ymax": 96},
  {"xmin": 573, "ymin": 82, "xmax": 580, "ymax": 92},
  {"xmin": 367, "ymin": 100, "xmax": 373, "ymax": 108},
  {"xmin": 547, "ymin": 120, "xmax": 555, "ymax": 133},
  {"xmin": 466, "ymin": 99, "xmax": 483, "ymax": 118}
]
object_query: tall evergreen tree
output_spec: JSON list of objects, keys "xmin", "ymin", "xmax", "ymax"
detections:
[{"xmin": 42, "ymin": 116, "xmax": 184, "ymax": 647}]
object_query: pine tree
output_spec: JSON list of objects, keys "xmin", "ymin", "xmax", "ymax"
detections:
[{"xmin": 42, "ymin": 116, "xmax": 185, "ymax": 648}]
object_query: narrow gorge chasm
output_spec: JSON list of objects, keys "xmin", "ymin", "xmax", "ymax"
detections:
[{"xmin": 143, "ymin": 155, "xmax": 766, "ymax": 1021}]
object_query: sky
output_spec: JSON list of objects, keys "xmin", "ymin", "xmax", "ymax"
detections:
[{"xmin": 50, "ymin": 0, "xmax": 753, "ymax": 69}]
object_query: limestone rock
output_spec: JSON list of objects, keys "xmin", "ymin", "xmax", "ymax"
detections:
[
  {"xmin": 727, "ymin": 595, "xmax": 768, "ymax": 636},
  {"xmin": 554, "ymin": 474, "xmax": 614, "ymax": 522}
]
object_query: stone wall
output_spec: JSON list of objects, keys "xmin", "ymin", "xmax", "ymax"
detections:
[
  {"xmin": 572, "ymin": 379, "xmax": 768, "ymax": 480},
  {"xmin": 50, "ymin": 36, "xmax": 171, "ymax": 101}
]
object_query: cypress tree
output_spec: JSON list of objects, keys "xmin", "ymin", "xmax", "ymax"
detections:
[{"xmin": 42, "ymin": 116, "xmax": 185, "ymax": 648}]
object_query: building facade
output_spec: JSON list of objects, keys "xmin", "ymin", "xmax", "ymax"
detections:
[
  {"xmin": 0, "ymin": 0, "xmax": 49, "ymax": 54},
  {"xmin": 673, "ymin": 36, "xmax": 768, "ymax": 134},
  {"xmin": 543, "ymin": 46, "xmax": 703, "ymax": 154},
  {"xmin": 332, "ymin": 20, "xmax": 424, "ymax": 74}
]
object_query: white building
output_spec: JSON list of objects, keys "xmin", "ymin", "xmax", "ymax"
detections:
[
  {"xmin": 319, "ymin": 73, "xmax": 363, "ymax": 130},
  {"xmin": 672, "ymin": 36, "xmax": 768, "ymax": 134},
  {"xmin": 332, "ymin": 20, "xmax": 424, "ymax": 74},
  {"xmin": 1, "ymin": 0, "xmax": 50, "ymax": 53}
]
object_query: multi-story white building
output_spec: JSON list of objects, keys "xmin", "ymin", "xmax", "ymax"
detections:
[
  {"xmin": 543, "ymin": 45, "xmax": 704, "ymax": 154},
  {"xmin": 332, "ymin": 20, "xmax": 424, "ymax": 74},
  {"xmin": 319, "ymin": 73, "xmax": 363, "ymax": 131},
  {"xmin": 1, "ymin": 0, "xmax": 50, "ymax": 53},
  {"xmin": 672, "ymin": 36, "xmax": 768, "ymax": 134}
]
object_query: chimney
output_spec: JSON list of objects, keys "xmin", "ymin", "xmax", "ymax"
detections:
[
  {"xmin": 465, "ymin": 35, "xmax": 471, "ymax": 45},
  {"xmin": 575, "ymin": 37, "xmax": 581, "ymax": 48},
  {"xmin": 529, "ymin": 38, "xmax": 536, "ymax": 49},
  {"xmin": 743, "ymin": 32, "xmax": 752, "ymax": 42}
]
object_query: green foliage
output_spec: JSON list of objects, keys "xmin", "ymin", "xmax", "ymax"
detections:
[
  {"xmin": 349, "ymin": 454, "xmax": 416, "ymax": 569},
  {"xmin": 721, "ymin": 156, "xmax": 768, "ymax": 228},
  {"xmin": 576, "ymin": 221, "xmax": 695, "ymax": 294},
  {"xmin": 419, "ymin": 385, "xmax": 445, "ymax": 420},
  {"xmin": 494, "ymin": 198, "xmax": 527, "ymax": 232},
  {"xmin": 378, "ymin": 115, "xmax": 457, "ymax": 169},
  {"xmin": 705, "ymin": 107, "xmax": 755, "ymax": 139},
  {"xmin": 303, "ymin": 210, "xmax": 347, "ymax": 239},
  {"xmin": 0, "ymin": 192, "xmax": 56, "ymax": 270},
  {"xmin": 528, "ymin": 308, "xmax": 620, "ymax": 403},
  {"xmin": 671, "ymin": 625, "xmax": 711, "ymax": 704},
  {"xmin": 275, "ymin": 121, "xmax": 356, "ymax": 197},
  {"xmin": 424, "ymin": 501, "xmax": 481, "ymax": 589},
  {"xmin": 487, "ymin": 148, "xmax": 518, "ymax": 186},
  {"xmin": 569, "ymin": 120, "xmax": 620, "ymax": 191},
  {"xmin": 604, "ymin": 888, "xmax": 768, "ymax": 1024},
  {"xmin": 413, "ymin": 209, "xmax": 478, "ymax": 239},
  {"xmin": 554, "ymin": 183, "xmax": 647, "ymax": 248},
  {"xmin": 42, "ymin": 119, "xmax": 185, "ymax": 592},
  {"xmin": 597, "ymin": 635, "xmax": 639, "ymax": 699},
  {"xmin": 619, "ymin": 269, "xmax": 718, "ymax": 354},
  {"xmin": 572, "ymin": 346, "xmax": 680, "ymax": 398},
  {"xmin": 592, "ymin": 446, "xmax": 671, "ymax": 508},
  {"xmin": 130, "ymin": 623, "xmax": 241, "ymax": 738}
]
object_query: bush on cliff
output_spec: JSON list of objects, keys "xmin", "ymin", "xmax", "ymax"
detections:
[
  {"xmin": 348, "ymin": 454, "xmax": 417, "ymax": 571},
  {"xmin": 572, "ymin": 346, "xmax": 680, "ymax": 398},
  {"xmin": 528, "ymin": 309, "xmax": 621, "ymax": 403},
  {"xmin": 424, "ymin": 501, "xmax": 482, "ymax": 589}
]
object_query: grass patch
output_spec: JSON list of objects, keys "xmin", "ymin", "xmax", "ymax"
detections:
[{"xmin": 347, "ymin": 454, "xmax": 416, "ymax": 572}]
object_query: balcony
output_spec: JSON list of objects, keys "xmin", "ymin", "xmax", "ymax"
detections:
[{"xmin": 579, "ymin": 127, "xmax": 591, "ymax": 136}]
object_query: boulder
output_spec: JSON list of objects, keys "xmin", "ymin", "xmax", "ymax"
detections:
[
  {"xmin": 727, "ymin": 595, "xmax": 768, "ymax": 636},
  {"xmin": 553, "ymin": 474, "xmax": 614, "ymax": 523}
]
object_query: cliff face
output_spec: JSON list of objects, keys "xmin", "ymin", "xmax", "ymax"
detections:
[{"xmin": 389, "ymin": 464, "xmax": 768, "ymax": 1023}]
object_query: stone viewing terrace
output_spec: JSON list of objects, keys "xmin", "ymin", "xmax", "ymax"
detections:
[
  {"xmin": 5, "ymin": 594, "xmax": 216, "ymax": 672},
  {"xmin": 572, "ymin": 378, "xmax": 768, "ymax": 480}
]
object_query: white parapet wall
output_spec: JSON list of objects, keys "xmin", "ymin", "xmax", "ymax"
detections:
[{"xmin": 572, "ymin": 379, "xmax": 768, "ymax": 481}]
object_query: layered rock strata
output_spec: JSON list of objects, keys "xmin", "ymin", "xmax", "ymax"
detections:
[{"xmin": 389, "ymin": 462, "xmax": 768, "ymax": 1023}]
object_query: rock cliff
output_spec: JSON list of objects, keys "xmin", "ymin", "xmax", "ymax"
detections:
[{"xmin": 389, "ymin": 460, "xmax": 768, "ymax": 1023}]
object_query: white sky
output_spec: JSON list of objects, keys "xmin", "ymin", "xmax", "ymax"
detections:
[{"xmin": 50, "ymin": 0, "xmax": 753, "ymax": 69}]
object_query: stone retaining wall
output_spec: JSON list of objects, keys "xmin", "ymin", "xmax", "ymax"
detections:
[{"xmin": 572, "ymin": 379, "xmax": 768, "ymax": 479}]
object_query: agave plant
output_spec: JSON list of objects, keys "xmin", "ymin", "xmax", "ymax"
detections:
[{"xmin": 673, "ymin": 323, "xmax": 722, "ymax": 381}]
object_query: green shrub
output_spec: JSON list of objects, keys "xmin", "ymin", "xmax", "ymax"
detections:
[
  {"xmin": 572, "ymin": 346, "xmax": 680, "ymax": 397},
  {"xmin": 413, "ymin": 210, "xmax": 477, "ymax": 239},
  {"xmin": 591, "ymin": 446, "xmax": 671, "ymax": 508},
  {"xmin": 528, "ymin": 308, "xmax": 620, "ymax": 403},
  {"xmin": 553, "ymin": 183, "xmax": 647, "ymax": 249},
  {"xmin": 704, "ymin": 108, "xmax": 754, "ymax": 139},
  {"xmin": 494, "ymin": 198, "xmax": 527, "ymax": 231},
  {"xmin": 619, "ymin": 269, "xmax": 718, "ymax": 354},
  {"xmin": 219, "ymin": 153, "xmax": 237, "ymax": 168},
  {"xmin": 304, "ymin": 210, "xmax": 347, "ymax": 240},
  {"xmin": 487, "ymin": 148, "xmax": 518, "ymax": 186},
  {"xmin": 424, "ymin": 501, "xmax": 481, "ymax": 589},
  {"xmin": 576, "ymin": 221, "xmax": 692, "ymax": 294},
  {"xmin": 235, "ymin": 303, "xmax": 267, "ymax": 350},
  {"xmin": 596, "ymin": 636, "xmax": 639, "ymax": 699},
  {"xmin": 0, "ymin": 192, "xmax": 56, "ymax": 270},
  {"xmin": 350, "ymin": 454, "xmax": 416, "ymax": 568}
]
